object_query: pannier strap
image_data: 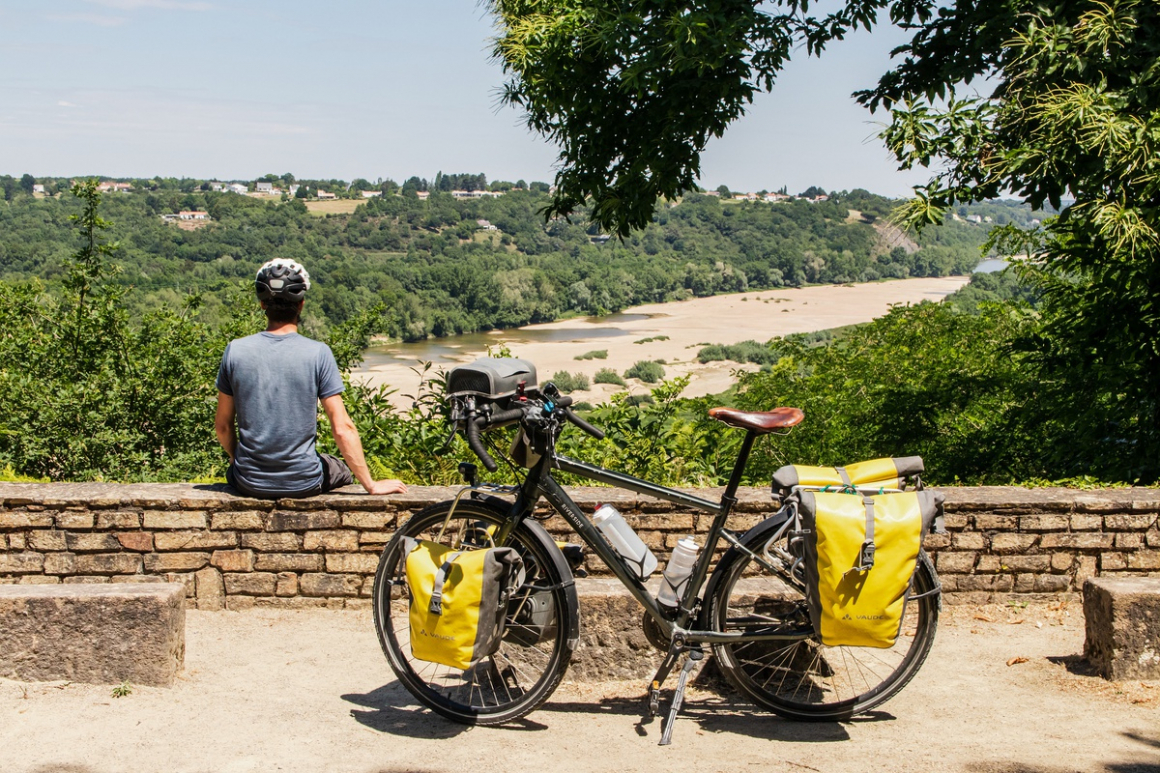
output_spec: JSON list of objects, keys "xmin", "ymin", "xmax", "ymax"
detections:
[
  {"xmin": 846, "ymin": 495, "xmax": 877, "ymax": 576},
  {"xmin": 429, "ymin": 551, "xmax": 463, "ymax": 615}
]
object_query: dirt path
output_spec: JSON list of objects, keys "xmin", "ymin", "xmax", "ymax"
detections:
[{"xmin": 2, "ymin": 602, "xmax": 1156, "ymax": 773}]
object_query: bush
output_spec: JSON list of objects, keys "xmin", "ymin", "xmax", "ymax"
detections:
[
  {"xmin": 633, "ymin": 335, "xmax": 670, "ymax": 344},
  {"xmin": 594, "ymin": 367, "xmax": 627, "ymax": 386},
  {"xmin": 574, "ymin": 349, "xmax": 608, "ymax": 360},
  {"xmin": 698, "ymin": 340, "xmax": 780, "ymax": 365},
  {"xmin": 551, "ymin": 370, "xmax": 590, "ymax": 392},
  {"xmin": 625, "ymin": 394, "xmax": 656, "ymax": 406},
  {"xmin": 624, "ymin": 360, "xmax": 665, "ymax": 383}
]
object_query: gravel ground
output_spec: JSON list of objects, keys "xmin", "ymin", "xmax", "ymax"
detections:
[{"xmin": 2, "ymin": 601, "xmax": 1157, "ymax": 773}]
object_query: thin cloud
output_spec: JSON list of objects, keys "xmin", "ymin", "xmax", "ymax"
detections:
[
  {"xmin": 46, "ymin": 12, "xmax": 127, "ymax": 26},
  {"xmin": 58, "ymin": 101, "xmax": 78, "ymax": 107},
  {"xmin": 83, "ymin": 0, "xmax": 212, "ymax": 10}
]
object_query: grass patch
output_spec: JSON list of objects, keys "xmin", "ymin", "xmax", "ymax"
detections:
[
  {"xmin": 304, "ymin": 199, "xmax": 364, "ymax": 216},
  {"xmin": 551, "ymin": 371, "xmax": 590, "ymax": 392},
  {"xmin": 624, "ymin": 360, "xmax": 665, "ymax": 383},
  {"xmin": 633, "ymin": 335, "xmax": 670, "ymax": 344},
  {"xmin": 574, "ymin": 349, "xmax": 608, "ymax": 360},
  {"xmin": 594, "ymin": 368, "xmax": 627, "ymax": 386}
]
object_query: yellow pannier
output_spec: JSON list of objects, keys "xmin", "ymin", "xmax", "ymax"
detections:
[
  {"xmin": 772, "ymin": 456, "xmax": 924, "ymax": 497},
  {"xmin": 404, "ymin": 538, "xmax": 525, "ymax": 670},
  {"xmin": 795, "ymin": 489, "xmax": 942, "ymax": 648}
]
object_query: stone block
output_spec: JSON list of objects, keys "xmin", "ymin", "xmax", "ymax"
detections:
[
  {"xmin": 0, "ymin": 552, "xmax": 44, "ymax": 574},
  {"xmin": 975, "ymin": 514, "xmax": 1015, "ymax": 531},
  {"xmin": 111, "ymin": 575, "xmax": 165, "ymax": 584},
  {"xmin": 1105, "ymin": 514, "xmax": 1158, "ymax": 531},
  {"xmin": 194, "ymin": 567, "xmax": 224, "ymax": 611},
  {"xmin": 1040, "ymin": 533, "xmax": 1114, "ymax": 550},
  {"xmin": 955, "ymin": 574, "xmax": 1014, "ymax": 592},
  {"xmin": 1127, "ymin": 551, "xmax": 1160, "ymax": 570},
  {"xmin": 275, "ymin": 572, "xmax": 297, "ymax": 597},
  {"xmin": 1019, "ymin": 515, "xmax": 1069, "ymax": 531},
  {"xmin": 116, "ymin": 532, "xmax": 154, "ymax": 552},
  {"xmin": 63, "ymin": 576, "xmax": 109, "ymax": 584},
  {"xmin": 43, "ymin": 552, "xmax": 76, "ymax": 575},
  {"xmin": 75, "ymin": 553, "xmax": 143, "ymax": 575},
  {"xmin": 65, "ymin": 533, "xmax": 122, "ymax": 552},
  {"xmin": 143, "ymin": 552, "xmax": 210, "ymax": 572},
  {"xmin": 1001, "ymin": 555, "xmax": 1051, "ymax": 573},
  {"xmin": 27, "ymin": 531, "xmax": 67, "ymax": 552},
  {"xmin": 304, "ymin": 530, "xmax": 358, "ymax": 552},
  {"xmin": 1050, "ymin": 552, "xmax": 1075, "ymax": 572},
  {"xmin": 324, "ymin": 553, "xmax": 378, "ymax": 574},
  {"xmin": 166, "ymin": 572, "xmax": 197, "ymax": 598},
  {"xmin": 571, "ymin": 579, "xmax": 668, "ymax": 680},
  {"xmin": 1071, "ymin": 515, "xmax": 1103, "ymax": 531},
  {"xmin": 153, "ymin": 531, "xmax": 238, "ymax": 551},
  {"xmin": 341, "ymin": 512, "xmax": 394, "ymax": 530},
  {"xmin": 990, "ymin": 533, "xmax": 1038, "ymax": 554},
  {"xmin": 211, "ymin": 549, "xmax": 254, "ymax": 573},
  {"xmin": 254, "ymin": 553, "xmax": 323, "ymax": 573},
  {"xmin": 922, "ymin": 533, "xmax": 950, "ymax": 550},
  {"xmin": 224, "ymin": 572, "xmax": 277, "ymax": 596},
  {"xmin": 1149, "ymin": 528, "xmax": 1160, "ymax": 548},
  {"xmin": 943, "ymin": 513, "xmax": 970, "ymax": 530},
  {"xmin": 358, "ymin": 531, "xmax": 392, "ymax": 545},
  {"xmin": 210, "ymin": 511, "xmax": 265, "ymax": 531},
  {"xmin": 264, "ymin": 511, "xmax": 340, "ymax": 532},
  {"xmin": 0, "ymin": 583, "xmax": 185, "ymax": 686},
  {"xmin": 1035, "ymin": 575, "xmax": 1071, "ymax": 593},
  {"xmin": 55, "ymin": 512, "xmax": 94, "ymax": 530},
  {"xmin": 1077, "ymin": 555, "xmax": 1098, "ymax": 582},
  {"xmin": 953, "ymin": 532, "xmax": 986, "ymax": 550},
  {"xmin": 143, "ymin": 511, "xmax": 207, "ymax": 530},
  {"xmin": 0, "ymin": 512, "xmax": 54, "ymax": 529},
  {"xmin": 1115, "ymin": 533, "xmax": 1143, "ymax": 550},
  {"xmin": 299, "ymin": 573, "xmax": 361, "ymax": 597},
  {"xmin": 1083, "ymin": 577, "xmax": 1160, "ymax": 680},
  {"xmin": 240, "ymin": 533, "xmax": 302, "ymax": 552},
  {"xmin": 96, "ymin": 512, "xmax": 141, "ymax": 529},
  {"xmin": 937, "ymin": 552, "xmax": 976, "ymax": 574},
  {"xmin": 7, "ymin": 533, "xmax": 24, "ymax": 550}
]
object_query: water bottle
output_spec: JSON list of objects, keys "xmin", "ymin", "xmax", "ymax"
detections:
[
  {"xmin": 657, "ymin": 537, "xmax": 700, "ymax": 608},
  {"xmin": 591, "ymin": 504, "xmax": 658, "ymax": 580}
]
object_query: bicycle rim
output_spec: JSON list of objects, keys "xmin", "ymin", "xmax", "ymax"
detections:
[
  {"xmin": 372, "ymin": 501, "xmax": 573, "ymax": 725},
  {"xmin": 710, "ymin": 531, "xmax": 938, "ymax": 721}
]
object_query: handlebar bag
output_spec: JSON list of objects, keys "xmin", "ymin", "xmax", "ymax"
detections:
[
  {"xmin": 772, "ymin": 456, "xmax": 925, "ymax": 496},
  {"xmin": 403, "ymin": 538, "xmax": 525, "ymax": 670},
  {"xmin": 795, "ymin": 489, "xmax": 941, "ymax": 648}
]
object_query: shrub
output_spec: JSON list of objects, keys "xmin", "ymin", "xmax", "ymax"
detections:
[
  {"xmin": 574, "ymin": 349, "xmax": 608, "ymax": 360},
  {"xmin": 594, "ymin": 368, "xmax": 627, "ymax": 386},
  {"xmin": 633, "ymin": 335, "xmax": 670, "ymax": 344},
  {"xmin": 624, "ymin": 360, "xmax": 665, "ymax": 383},
  {"xmin": 551, "ymin": 370, "xmax": 590, "ymax": 392},
  {"xmin": 625, "ymin": 394, "xmax": 656, "ymax": 406}
]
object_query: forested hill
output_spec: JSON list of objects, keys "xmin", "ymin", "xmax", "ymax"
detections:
[{"xmin": 0, "ymin": 185, "xmax": 1029, "ymax": 341}]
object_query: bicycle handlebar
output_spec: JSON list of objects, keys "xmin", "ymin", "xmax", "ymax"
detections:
[{"xmin": 461, "ymin": 391, "xmax": 605, "ymax": 471}]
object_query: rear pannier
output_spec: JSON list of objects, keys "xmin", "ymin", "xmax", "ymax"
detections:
[
  {"xmin": 772, "ymin": 457, "xmax": 924, "ymax": 498},
  {"xmin": 794, "ymin": 489, "xmax": 942, "ymax": 648},
  {"xmin": 404, "ymin": 538, "xmax": 525, "ymax": 670}
]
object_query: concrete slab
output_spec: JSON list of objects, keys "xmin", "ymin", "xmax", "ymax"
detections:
[{"xmin": 1084, "ymin": 576, "xmax": 1160, "ymax": 679}]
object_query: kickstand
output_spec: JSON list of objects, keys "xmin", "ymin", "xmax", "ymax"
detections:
[{"xmin": 659, "ymin": 649, "xmax": 703, "ymax": 746}]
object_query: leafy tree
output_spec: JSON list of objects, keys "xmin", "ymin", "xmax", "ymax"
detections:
[
  {"xmin": 19, "ymin": 174, "xmax": 35, "ymax": 195},
  {"xmin": 716, "ymin": 185, "xmax": 731, "ymax": 198}
]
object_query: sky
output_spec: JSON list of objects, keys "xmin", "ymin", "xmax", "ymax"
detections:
[{"xmin": 0, "ymin": 1, "xmax": 936, "ymax": 198}]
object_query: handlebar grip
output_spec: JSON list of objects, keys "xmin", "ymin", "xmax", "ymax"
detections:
[
  {"xmin": 466, "ymin": 416, "xmax": 498, "ymax": 472},
  {"xmin": 563, "ymin": 407, "xmax": 605, "ymax": 440},
  {"xmin": 486, "ymin": 406, "xmax": 526, "ymax": 426}
]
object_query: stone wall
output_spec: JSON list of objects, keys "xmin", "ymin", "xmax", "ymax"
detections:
[{"xmin": 0, "ymin": 483, "xmax": 1157, "ymax": 609}]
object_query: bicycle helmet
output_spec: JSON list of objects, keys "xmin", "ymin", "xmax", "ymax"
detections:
[{"xmin": 255, "ymin": 259, "xmax": 311, "ymax": 302}]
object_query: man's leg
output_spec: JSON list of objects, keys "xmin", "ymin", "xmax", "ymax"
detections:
[{"xmin": 318, "ymin": 453, "xmax": 354, "ymax": 492}]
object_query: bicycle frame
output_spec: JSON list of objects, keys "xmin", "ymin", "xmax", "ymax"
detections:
[{"xmin": 482, "ymin": 428, "xmax": 811, "ymax": 647}]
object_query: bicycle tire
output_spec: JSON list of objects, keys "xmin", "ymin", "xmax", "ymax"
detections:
[
  {"xmin": 704, "ymin": 515, "xmax": 939, "ymax": 721},
  {"xmin": 371, "ymin": 498, "xmax": 577, "ymax": 725}
]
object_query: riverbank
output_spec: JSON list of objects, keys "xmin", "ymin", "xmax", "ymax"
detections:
[{"xmin": 353, "ymin": 276, "xmax": 970, "ymax": 408}]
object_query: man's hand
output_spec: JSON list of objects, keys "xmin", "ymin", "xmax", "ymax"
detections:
[{"xmin": 363, "ymin": 479, "xmax": 408, "ymax": 495}]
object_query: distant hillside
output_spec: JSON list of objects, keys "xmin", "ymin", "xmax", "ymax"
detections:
[{"xmin": 0, "ymin": 179, "xmax": 1029, "ymax": 340}]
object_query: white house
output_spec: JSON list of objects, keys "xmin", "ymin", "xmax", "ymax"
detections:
[
  {"xmin": 316, "ymin": 190, "xmax": 337, "ymax": 200},
  {"xmin": 416, "ymin": 191, "xmax": 430, "ymax": 200},
  {"xmin": 32, "ymin": 184, "xmax": 46, "ymax": 195},
  {"xmin": 476, "ymin": 219, "xmax": 497, "ymax": 231},
  {"xmin": 97, "ymin": 182, "xmax": 131, "ymax": 193},
  {"xmin": 209, "ymin": 181, "xmax": 227, "ymax": 192},
  {"xmin": 227, "ymin": 183, "xmax": 248, "ymax": 195},
  {"xmin": 361, "ymin": 190, "xmax": 382, "ymax": 198}
]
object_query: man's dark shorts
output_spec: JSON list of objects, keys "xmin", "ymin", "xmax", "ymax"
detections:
[{"xmin": 226, "ymin": 453, "xmax": 354, "ymax": 499}]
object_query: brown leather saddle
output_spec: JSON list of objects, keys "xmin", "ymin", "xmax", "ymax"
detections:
[{"xmin": 708, "ymin": 406, "xmax": 804, "ymax": 434}]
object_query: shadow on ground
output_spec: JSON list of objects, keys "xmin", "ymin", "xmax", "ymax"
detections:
[
  {"xmin": 963, "ymin": 730, "xmax": 1160, "ymax": 773},
  {"xmin": 342, "ymin": 684, "xmax": 548, "ymax": 737}
]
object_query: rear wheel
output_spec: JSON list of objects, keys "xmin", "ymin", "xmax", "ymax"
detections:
[
  {"xmin": 705, "ymin": 516, "xmax": 939, "ymax": 720},
  {"xmin": 372, "ymin": 499, "xmax": 577, "ymax": 725}
]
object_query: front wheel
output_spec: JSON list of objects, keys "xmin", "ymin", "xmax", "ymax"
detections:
[
  {"xmin": 704, "ymin": 515, "xmax": 939, "ymax": 721},
  {"xmin": 371, "ymin": 498, "xmax": 578, "ymax": 725}
]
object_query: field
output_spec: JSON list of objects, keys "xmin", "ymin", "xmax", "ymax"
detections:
[{"xmin": 305, "ymin": 199, "xmax": 365, "ymax": 216}]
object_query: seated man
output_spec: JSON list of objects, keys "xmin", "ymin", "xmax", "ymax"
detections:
[{"xmin": 214, "ymin": 258, "xmax": 406, "ymax": 498}]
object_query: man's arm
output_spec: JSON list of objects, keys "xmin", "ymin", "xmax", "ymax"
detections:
[
  {"xmin": 214, "ymin": 392, "xmax": 237, "ymax": 463},
  {"xmin": 320, "ymin": 394, "xmax": 407, "ymax": 495}
]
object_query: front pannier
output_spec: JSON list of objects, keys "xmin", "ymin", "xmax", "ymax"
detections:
[
  {"xmin": 795, "ymin": 489, "xmax": 941, "ymax": 648},
  {"xmin": 404, "ymin": 538, "xmax": 525, "ymax": 670}
]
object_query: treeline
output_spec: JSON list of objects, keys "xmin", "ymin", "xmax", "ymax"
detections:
[{"xmin": 0, "ymin": 180, "xmax": 1016, "ymax": 343}]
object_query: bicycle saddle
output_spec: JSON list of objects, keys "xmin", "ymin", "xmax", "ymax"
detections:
[{"xmin": 708, "ymin": 406, "xmax": 804, "ymax": 434}]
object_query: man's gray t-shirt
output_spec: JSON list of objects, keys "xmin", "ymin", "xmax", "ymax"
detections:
[{"xmin": 216, "ymin": 332, "xmax": 344, "ymax": 495}]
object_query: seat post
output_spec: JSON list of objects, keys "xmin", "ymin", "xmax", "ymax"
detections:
[{"xmin": 722, "ymin": 430, "xmax": 757, "ymax": 501}]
